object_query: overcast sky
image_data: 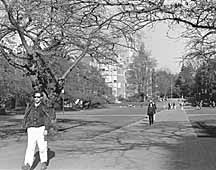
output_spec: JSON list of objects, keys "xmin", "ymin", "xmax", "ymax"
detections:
[{"xmin": 143, "ymin": 22, "xmax": 186, "ymax": 74}]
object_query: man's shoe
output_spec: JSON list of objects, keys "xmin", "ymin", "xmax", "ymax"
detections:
[
  {"xmin": 41, "ymin": 162, "xmax": 47, "ymax": 170},
  {"xmin": 21, "ymin": 163, "xmax": 30, "ymax": 170}
]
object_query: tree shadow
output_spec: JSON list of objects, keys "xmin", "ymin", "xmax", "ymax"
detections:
[
  {"xmin": 30, "ymin": 148, "xmax": 55, "ymax": 170},
  {"xmin": 56, "ymin": 118, "xmax": 108, "ymax": 132},
  {"xmin": 191, "ymin": 121, "xmax": 216, "ymax": 137},
  {"xmin": 0, "ymin": 117, "xmax": 108, "ymax": 140},
  {"xmin": 42, "ymin": 120, "xmax": 216, "ymax": 170}
]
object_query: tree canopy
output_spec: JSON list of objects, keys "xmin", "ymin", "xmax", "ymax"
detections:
[
  {"xmin": 126, "ymin": 42, "xmax": 157, "ymax": 99},
  {"xmin": 0, "ymin": 0, "xmax": 139, "ymax": 104},
  {"xmin": 174, "ymin": 63, "xmax": 195, "ymax": 98},
  {"xmin": 1, "ymin": 0, "xmax": 216, "ymax": 105}
]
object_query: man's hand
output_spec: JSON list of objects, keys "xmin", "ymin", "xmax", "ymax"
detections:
[
  {"xmin": 44, "ymin": 130, "xmax": 48, "ymax": 141},
  {"xmin": 51, "ymin": 119, "xmax": 56, "ymax": 124},
  {"xmin": 44, "ymin": 130, "xmax": 48, "ymax": 135}
]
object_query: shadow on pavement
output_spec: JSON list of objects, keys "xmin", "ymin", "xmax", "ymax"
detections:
[
  {"xmin": 56, "ymin": 118, "xmax": 107, "ymax": 132},
  {"xmin": 52, "ymin": 120, "xmax": 214, "ymax": 170},
  {"xmin": 191, "ymin": 121, "xmax": 216, "ymax": 137},
  {"xmin": 30, "ymin": 148, "xmax": 55, "ymax": 170},
  {"xmin": 0, "ymin": 117, "xmax": 109, "ymax": 140}
]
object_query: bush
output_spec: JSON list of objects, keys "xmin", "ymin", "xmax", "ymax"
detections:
[{"xmin": 0, "ymin": 108, "xmax": 6, "ymax": 115}]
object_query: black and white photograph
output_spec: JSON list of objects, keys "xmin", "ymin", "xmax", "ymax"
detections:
[{"xmin": 0, "ymin": 0, "xmax": 216, "ymax": 170}]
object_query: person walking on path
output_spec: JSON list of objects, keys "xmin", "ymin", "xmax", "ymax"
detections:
[
  {"xmin": 147, "ymin": 99, "xmax": 157, "ymax": 125},
  {"xmin": 21, "ymin": 91, "xmax": 56, "ymax": 170}
]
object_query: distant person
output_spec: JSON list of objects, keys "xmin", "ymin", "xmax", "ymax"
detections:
[
  {"xmin": 147, "ymin": 99, "xmax": 157, "ymax": 125},
  {"xmin": 172, "ymin": 102, "xmax": 176, "ymax": 109},
  {"xmin": 199, "ymin": 100, "xmax": 203, "ymax": 109},
  {"xmin": 212, "ymin": 101, "xmax": 215, "ymax": 108},
  {"xmin": 180, "ymin": 101, "xmax": 184, "ymax": 110},
  {"xmin": 21, "ymin": 91, "xmax": 56, "ymax": 170},
  {"xmin": 168, "ymin": 102, "xmax": 171, "ymax": 110}
]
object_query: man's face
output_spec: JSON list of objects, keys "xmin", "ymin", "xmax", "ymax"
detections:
[{"xmin": 34, "ymin": 92, "xmax": 42, "ymax": 104}]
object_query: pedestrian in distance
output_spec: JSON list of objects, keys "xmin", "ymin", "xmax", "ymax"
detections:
[
  {"xmin": 198, "ymin": 100, "xmax": 203, "ymax": 109},
  {"xmin": 172, "ymin": 102, "xmax": 176, "ymax": 109},
  {"xmin": 21, "ymin": 91, "xmax": 56, "ymax": 170},
  {"xmin": 212, "ymin": 101, "xmax": 215, "ymax": 108},
  {"xmin": 147, "ymin": 99, "xmax": 157, "ymax": 126},
  {"xmin": 180, "ymin": 101, "xmax": 184, "ymax": 110},
  {"xmin": 168, "ymin": 102, "xmax": 171, "ymax": 110}
]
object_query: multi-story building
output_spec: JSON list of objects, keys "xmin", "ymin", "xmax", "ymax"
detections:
[
  {"xmin": 89, "ymin": 49, "xmax": 135, "ymax": 101},
  {"xmin": 90, "ymin": 60, "xmax": 125, "ymax": 101}
]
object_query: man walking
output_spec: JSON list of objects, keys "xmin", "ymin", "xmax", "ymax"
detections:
[
  {"xmin": 147, "ymin": 99, "xmax": 157, "ymax": 125},
  {"xmin": 21, "ymin": 91, "xmax": 56, "ymax": 170}
]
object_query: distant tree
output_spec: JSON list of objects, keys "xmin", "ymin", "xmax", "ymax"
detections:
[
  {"xmin": 175, "ymin": 63, "xmax": 195, "ymax": 98},
  {"xmin": 64, "ymin": 63, "xmax": 112, "ymax": 103},
  {"xmin": 194, "ymin": 61, "xmax": 216, "ymax": 103},
  {"xmin": 126, "ymin": 42, "xmax": 157, "ymax": 100},
  {"xmin": 155, "ymin": 69, "xmax": 175, "ymax": 98},
  {"xmin": 0, "ymin": 56, "xmax": 31, "ymax": 108}
]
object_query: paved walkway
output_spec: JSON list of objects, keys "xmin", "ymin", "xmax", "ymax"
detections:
[{"xmin": 1, "ymin": 108, "xmax": 216, "ymax": 170}]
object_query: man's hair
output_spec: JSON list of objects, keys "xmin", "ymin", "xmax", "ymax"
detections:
[{"xmin": 32, "ymin": 91, "xmax": 43, "ymax": 97}]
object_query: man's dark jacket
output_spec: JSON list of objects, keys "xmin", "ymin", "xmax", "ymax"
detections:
[
  {"xmin": 23, "ymin": 102, "xmax": 56, "ymax": 130},
  {"xmin": 147, "ymin": 102, "xmax": 157, "ymax": 115}
]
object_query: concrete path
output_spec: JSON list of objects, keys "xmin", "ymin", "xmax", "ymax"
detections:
[{"xmin": 1, "ymin": 108, "xmax": 216, "ymax": 170}]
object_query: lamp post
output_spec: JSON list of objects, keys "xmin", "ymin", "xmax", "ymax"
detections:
[
  {"xmin": 170, "ymin": 78, "xmax": 173, "ymax": 99},
  {"xmin": 62, "ymin": 88, "xmax": 65, "ymax": 114}
]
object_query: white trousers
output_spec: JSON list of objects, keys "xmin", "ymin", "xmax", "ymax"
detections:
[{"xmin": 24, "ymin": 126, "xmax": 47, "ymax": 166}]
